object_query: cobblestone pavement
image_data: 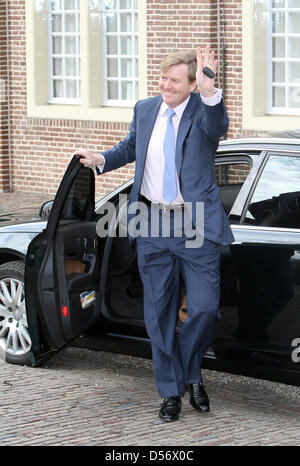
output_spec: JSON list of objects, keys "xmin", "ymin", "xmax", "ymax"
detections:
[
  {"xmin": 0, "ymin": 191, "xmax": 50, "ymax": 214},
  {"xmin": 0, "ymin": 192, "xmax": 300, "ymax": 447},
  {"xmin": 1, "ymin": 347, "xmax": 300, "ymax": 447}
]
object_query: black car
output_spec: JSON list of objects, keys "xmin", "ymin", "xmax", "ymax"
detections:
[{"xmin": 1, "ymin": 137, "xmax": 300, "ymax": 386}]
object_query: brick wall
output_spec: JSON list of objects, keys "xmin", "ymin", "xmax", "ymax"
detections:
[
  {"xmin": 146, "ymin": 0, "xmax": 245, "ymax": 139},
  {"xmin": 0, "ymin": 0, "xmax": 10, "ymax": 192},
  {"xmin": 221, "ymin": 0, "xmax": 243, "ymax": 138},
  {"xmin": 4, "ymin": 0, "xmax": 244, "ymax": 198}
]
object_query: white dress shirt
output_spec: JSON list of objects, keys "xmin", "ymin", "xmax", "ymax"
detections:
[
  {"xmin": 140, "ymin": 97, "xmax": 188, "ymax": 204},
  {"xmin": 98, "ymin": 89, "xmax": 223, "ymax": 205},
  {"xmin": 140, "ymin": 89, "xmax": 223, "ymax": 204}
]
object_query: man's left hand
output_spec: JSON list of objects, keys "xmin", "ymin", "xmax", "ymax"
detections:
[{"xmin": 196, "ymin": 45, "xmax": 217, "ymax": 97}]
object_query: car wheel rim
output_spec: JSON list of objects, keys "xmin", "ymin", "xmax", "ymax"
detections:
[{"xmin": 0, "ymin": 277, "xmax": 31, "ymax": 356}]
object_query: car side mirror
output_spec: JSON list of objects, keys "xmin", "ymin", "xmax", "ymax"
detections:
[{"xmin": 39, "ymin": 200, "xmax": 54, "ymax": 219}]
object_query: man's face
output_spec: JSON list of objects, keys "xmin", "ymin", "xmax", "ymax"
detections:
[{"xmin": 159, "ymin": 63, "xmax": 196, "ymax": 108}]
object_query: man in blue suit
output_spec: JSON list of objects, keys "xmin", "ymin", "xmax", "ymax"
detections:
[{"xmin": 78, "ymin": 46, "xmax": 234, "ymax": 422}]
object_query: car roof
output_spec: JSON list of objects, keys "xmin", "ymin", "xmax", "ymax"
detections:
[
  {"xmin": 218, "ymin": 137, "xmax": 300, "ymax": 153},
  {"xmin": 95, "ymin": 136, "xmax": 300, "ymax": 208}
]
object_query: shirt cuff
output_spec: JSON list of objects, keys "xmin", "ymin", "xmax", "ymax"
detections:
[
  {"xmin": 201, "ymin": 88, "xmax": 223, "ymax": 106},
  {"xmin": 95, "ymin": 156, "xmax": 105, "ymax": 175}
]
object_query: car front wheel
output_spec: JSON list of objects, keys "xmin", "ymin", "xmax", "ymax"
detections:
[{"xmin": 0, "ymin": 261, "xmax": 32, "ymax": 365}]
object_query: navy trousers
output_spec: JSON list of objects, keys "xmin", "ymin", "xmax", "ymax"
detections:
[{"xmin": 136, "ymin": 209, "xmax": 221, "ymax": 398}]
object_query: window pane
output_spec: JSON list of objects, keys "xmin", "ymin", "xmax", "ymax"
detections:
[
  {"xmin": 121, "ymin": 36, "xmax": 132, "ymax": 54},
  {"xmin": 64, "ymin": 0, "xmax": 76, "ymax": 9},
  {"xmin": 288, "ymin": 62, "xmax": 300, "ymax": 83},
  {"xmin": 103, "ymin": 0, "xmax": 117, "ymax": 9},
  {"xmin": 65, "ymin": 58, "xmax": 77, "ymax": 75},
  {"xmin": 107, "ymin": 36, "xmax": 118, "ymax": 54},
  {"xmin": 134, "ymin": 11, "xmax": 137, "ymax": 31},
  {"xmin": 273, "ymin": 86, "xmax": 285, "ymax": 106},
  {"xmin": 52, "ymin": 14, "xmax": 62, "ymax": 32},
  {"xmin": 106, "ymin": 13, "xmax": 118, "ymax": 32},
  {"xmin": 134, "ymin": 36, "xmax": 138, "ymax": 54},
  {"xmin": 272, "ymin": 0, "xmax": 285, "ymax": 6},
  {"xmin": 215, "ymin": 163, "xmax": 251, "ymax": 214},
  {"xmin": 65, "ymin": 36, "xmax": 77, "ymax": 54},
  {"xmin": 65, "ymin": 14, "xmax": 76, "ymax": 32},
  {"xmin": 121, "ymin": 58, "xmax": 133, "ymax": 77},
  {"xmin": 121, "ymin": 81, "xmax": 133, "ymax": 100},
  {"xmin": 53, "ymin": 58, "xmax": 63, "ymax": 75},
  {"xmin": 288, "ymin": 38, "xmax": 300, "ymax": 58},
  {"xmin": 273, "ymin": 62, "xmax": 285, "ymax": 82},
  {"xmin": 120, "ymin": 13, "xmax": 132, "ymax": 32},
  {"xmin": 59, "ymin": 166, "xmax": 94, "ymax": 224},
  {"xmin": 288, "ymin": 87, "xmax": 300, "ymax": 108},
  {"xmin": 107, "ymin": 58, "xmax": 118, "ymax": 77},
  {"xmin": 53, "ymin": 80, "xmax": 63, "ymax": 97},
  {"xmin": 65, "ymin": 79, "xmax": 77, "ymax": 98},
  {"xmin": 108, "ymin": 81, "xmax": 118, "ymax": 99},
  {"xmin": 272, "ymin": 12, "xmax": 285, "ymax": 33},
  {"xmin": 134, "ymin": 58, "xmax": 138, "ymax": 77},
  {"xmin": 273, "ymin": 38, "xmax": 285, "ymax": 58},
  {"xmin": 288, "ymin": 12, "xmax": 300, "ymax": 33},
  {"xmin": 65, "ymin": 36, "xmax": 76, "ymax": 54},
  {"xmin": 288, "ymin": 0, "xmax": 300, "ymax": 7},
  {"xmin": 52, "ymin": 36, "xmax": 62, "ymax": 54},
  {"xmin": 51, "ymin": 0, "xmax": 62, "ymax": 10},
  {"xmin": 246, "ymin": 155, "xmax": 300, "ymax": 228},
  {"xmin": 120, "ymin": 0, "xmax": 132, "ymax": 8}
]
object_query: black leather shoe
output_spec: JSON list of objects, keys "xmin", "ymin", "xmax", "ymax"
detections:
[
  {"xmin": 187, "ymin": 383, "xmax": 210, "ymax": 413},
  {"xmin": 159, "ymin": 396, "xmax": 182, "ymax": 422}
]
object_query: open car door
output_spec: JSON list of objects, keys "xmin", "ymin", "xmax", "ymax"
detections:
[{"xmin": 25, "ymin": 155, "xmax": 100, "ymax": 366}]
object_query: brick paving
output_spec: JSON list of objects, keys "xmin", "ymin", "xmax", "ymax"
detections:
[
  {"xmin": 1, "ymin": 192, "xmax": 300, "ymax": 447},
  {"xmin": 0, "ymin": 191, "xmax": 50, "ymax": 214},
  {"xmin": 1, "ymin": 347, "xmax": 300, "ymax": 446}
]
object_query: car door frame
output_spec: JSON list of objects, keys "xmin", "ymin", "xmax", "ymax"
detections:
[
  {"xmin": 25, "ymin": 155, "xmax": 100, "ymax": 366},
  {"xmin": 214, "ymin": 149, "xmax": 300, "ymax": 383}
]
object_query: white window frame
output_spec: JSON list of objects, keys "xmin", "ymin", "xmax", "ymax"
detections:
[
  {"xmin": 266, "ymin": 0, "xmax": 300, "ymax": 115},
  {"xmin": 26, "ymin": 0, "xmax": 147, "ymax": 123},
  {"xmin": 48, "ymin": 0, "xmax": 81, "ymax": 104},
  {"xmin": 101, "ymin": 0, "xmax": 138, "ymax": 107}
]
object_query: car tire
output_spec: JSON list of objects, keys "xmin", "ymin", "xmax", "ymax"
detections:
[{"xmin": 0, "ymin": 261, "xmax": 32, "ymax": 366}]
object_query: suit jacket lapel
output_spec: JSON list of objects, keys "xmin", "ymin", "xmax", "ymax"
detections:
[{"xmin": 175, "ymin": 93, "xmax": 198, "ymax": 177}]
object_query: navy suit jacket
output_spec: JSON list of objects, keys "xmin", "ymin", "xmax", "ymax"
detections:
[{"xmin": 101, "ymin": 92, "xmax": 234, "ymax": 245}]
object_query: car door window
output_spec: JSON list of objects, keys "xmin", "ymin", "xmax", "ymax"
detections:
[
  {"xmin": 215, "ymin": 161, "xmax": 251, "ymax": 214},
  {"xmin": 59, "ymin": 167, "xmax": 94, "ymax": 224},
  {"xmin": 245, "ymin": 154, "xmax": 300, "ymax": 228}
]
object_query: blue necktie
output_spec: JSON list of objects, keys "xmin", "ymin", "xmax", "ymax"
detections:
[{"xmin": 163, "ymin": 108, "xmax": 177, "ymax": 204}]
